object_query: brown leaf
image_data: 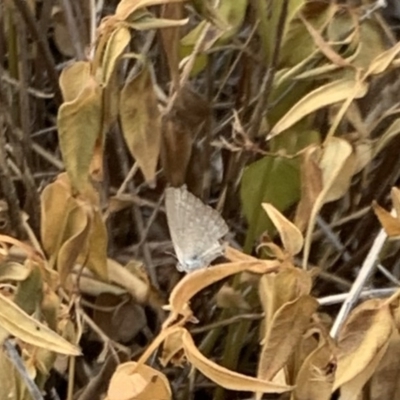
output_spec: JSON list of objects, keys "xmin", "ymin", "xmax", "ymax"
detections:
[
  {"xmin": 334, "ymin": 299, "xmax": 394, "ymax": 393},
  {"xmin": 372, "ymin": 201, "xmax": 400, "ymax": 237},
  {"xmin": 160, "ymin": 3, "xmax": 184, "ymax": 87},
  {"xmin": 293, "ymin": 328, "xmax": 336, "ymax": 400},
  {"xmin": 366, "ymin": 332, "xmax": 400, "ymax": 400},
  {"xmin": 257, "ymin": 270, "xmax": 318, "ymax": 384},
  {"xmin": 294, "ymin": 145, "xmax": 323, "ymax": 232},
  {"xmin": 120, "ymin": 64, "xmax": 161, "ymax": 184},
  {"xmin": 161, "ymin": 86, "xmax": 210, "ymax": 186}
]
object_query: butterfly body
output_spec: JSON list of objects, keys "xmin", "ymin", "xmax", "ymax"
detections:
[{"xmin": 165, "ymin": 187, "xmax": 228, "ymax": 273}]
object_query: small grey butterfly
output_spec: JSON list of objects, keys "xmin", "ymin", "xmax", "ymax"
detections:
[{"xmin": 165, "ymin": 186, "xmax": 229, "ymax": 273}]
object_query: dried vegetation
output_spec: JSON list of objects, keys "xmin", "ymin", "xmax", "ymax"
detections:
[{"xmin": 2, "ymin": 0, "xmax": 400, "ymax": 399}]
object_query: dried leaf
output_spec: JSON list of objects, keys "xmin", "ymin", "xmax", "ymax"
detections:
[
  {"xmin": 58, "ymin": 74, "xmax": 102, "ymax": 191},
  {"xmin": 107, "ymin": 361, "xmax": 171, "ymax": 400},
  {"xmin": 163, "ymin": 260, "xmax": 280, "ymax": 327},
  {"xmin": 262, "ymin": 203, "xmax": 304, "ymax": 256},
  {"xmin": 303, "ymin": 137, "xmax": 353, "ymax": 268},
  {"xmin": 372, "ymin": 201, "xmax": 400, "ymax": 237},
  {"xmin": 181, "ymin": 329, "xmax": 292, "ymax": 393},
  {"xmin": 334, "ymin": 299, "xmax": 394, "ymax": 392},
  {"xmin": 270, "ymin": 79, "xmax": 368, "ymax": 137},
  {"xmin": 366, "ymin": 39, "xmax": 400, "ymax": 76},
  {"xmin": 367, "ymin": 332, "xmax": 400, "ymax": 400},
  {"xmin": 294, "ymin": 146, "xmax": 323, "ymax": 231},
  {"xmin": 120, "ymin": 64, "xmax": 161, "ymax": 183},
  {"xmin": 257, "ymin": 270, "xmax": 317, "ymax": 385},
  {"xmin": 101, "ymin": 26, "xmax": 131, "ymax": 85},
  {"xmin": 116, "ymin": 0, "xmax": 185, "ymax": 21},
  {"xmin": 293, "ymin": 329, "xmax": 336, "ymax": 400},
  {"xmin": 0, "ymin": 292, "xmax": 80, "ymax": 355}
]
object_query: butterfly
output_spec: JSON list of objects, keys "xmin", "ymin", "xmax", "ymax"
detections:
[{"xmin": 165, "ymin": 186, "xmax": 229, "ymax": 273}]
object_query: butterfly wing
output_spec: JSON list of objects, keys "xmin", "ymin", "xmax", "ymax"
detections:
[{"xmin": 165, "ymin": 187, "xmax": 228, "ymax": 272}]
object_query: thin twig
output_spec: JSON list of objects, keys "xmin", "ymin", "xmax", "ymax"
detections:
[
  {"xmin": 330, "ymin": 225, "xmax": 388, "ymax": 338},
  {"xmin": 319, "ymin": 287, "xmax": 397, "ymax": 306},
  {"xmin": 4, "ymin": 339, "xmax": 44, "ymax": 400}
]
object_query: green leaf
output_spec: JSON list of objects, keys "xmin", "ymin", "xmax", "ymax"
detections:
[{"xmin": 241, "ymin": 156, "xmax": 300, "ymax": 251}]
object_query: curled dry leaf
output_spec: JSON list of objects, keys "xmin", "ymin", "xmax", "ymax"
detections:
[
  {"xmin": 181, "ymin": 328, "xmax": 292, "ymax": 394},
  {"xmin": 163, "ymin": 260, "xmax": 280, "ymax": 327},
  {"xmin": 303, "ymin": 137, "xmax": 354, "ymax": 268},
  {"xmin": 160, "ymin": 328, "xmax": 186, "ymax": 367},
  {"xmin": 41, "ymin": 174, "xmax": 108, "ymax": 282},
  {"xmin": 120, "ymin": 64, "xmax": 161, "ymax": 184},
  {"xmin": 0, "ymin": 292, "xmax": 80, "ymax": 355},
  {"xmin": 107, "ymin": 361, "xmax": 171, "ymax": 400},
  {"xmin": 333, "ymin": 299, "xmax": 394, "ymax": 394},
  {"xmin": 293, "ymin": 328, "xmax": 336, "ymax": 400},
  {"xmin": 262, "ymin": 203, "xmax": 304, "ymax": 256},
  {"xmin": 256, "ymin": 269, "xmax": 318, "ymax": 388}
]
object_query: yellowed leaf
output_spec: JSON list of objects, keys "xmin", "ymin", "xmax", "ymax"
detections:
[
  {"xmin": 262, "ymin": 203, "xmax": 304, "ymax": 256},
  {"xmin": 83, "ymin": 210, "xmax": 108, "ymax": 280},
  {"xmin": 58, "ymin": 75, "xmax": 103, "ymax": 191},
  {"xmin": 107, "ymin": 258, "xmax": 149, "ymax": 304},
  {"xmin": 0, "ymin": 293, "xmax": 80, "ymax": 355},
  {"xmin": 181, "ymin": 329, "xmax": 292, "ymax": 393},
  {"xmin": 40, "ymin": 173, "xmax": 73, "ymax": 258},
  {"xmin": 59, "ymin": 61, "xmax": 91, "ymax": 103},
  {"xmin": 366, "ymin": 39, "xmax": 400, "ymax": 76},
  {"xmin": 120, "ymin": 64, "xmax": 161, "ymax": 183},
  {"xmin": 101, "ymin": 26, "xmax": 131, "ymax": 86},
  {"xmin": 303, "ymin": 137, "xmax": 353, "ymax": 268},
  {"xmin": 116, "ymin": 0, "xmax": 185, "ymax": 21},
  {"xmin": 56, "ymin": 203, "xmax": 91, "ymax": 284},
  {"xmin": 270, "ymin": 79, "xmax": 368, "ymax": 137},
  {"xmin": 294, "ymin": 145, "xmax": 323, "ymax": 232}
]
